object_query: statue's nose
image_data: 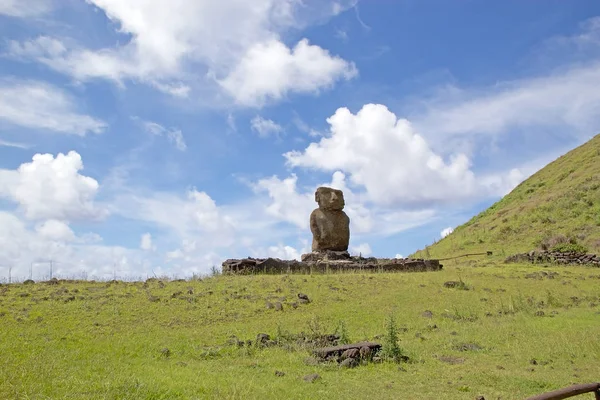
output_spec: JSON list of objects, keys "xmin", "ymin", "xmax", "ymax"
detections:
[{"xmin": 331, "ymin": 193, "xmax": 337, "ymax": 202}]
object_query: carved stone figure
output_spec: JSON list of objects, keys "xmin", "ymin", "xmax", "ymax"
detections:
[{"xmin": 310, "ymin": 187, "xmax": 350, "ymax": 252}]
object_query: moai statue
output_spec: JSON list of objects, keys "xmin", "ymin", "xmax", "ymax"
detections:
[{"xmin": 310, "ymin": 187, "xmax": 350, "ymax": 252}]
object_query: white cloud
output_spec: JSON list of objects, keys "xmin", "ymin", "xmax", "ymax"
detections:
[
  {"xmin": 395, "ymin": 254, "xmax": 403, "ymax": 259},
  {"xmin": 414, "ymin": 63, "xmax": 600, "ymax": 141},
  {"xmin": 140, "ymin": 233, "xmax": 154, "ymax": 251},
  {"xmin": 250, "ymin": 115, "xmax": 283, "ymax": 138},
  {"xmin": 7, "ymin": 1, "xmax": 357, "ymax": 105},
  {"xmin": 0, "ymin": 139, "xmax": 30, "ymax": 149},
  {"xmin": 0, "ymin": 151, "xmax": 107, "ymax": 221},
  {"xmin": 218, "ymin": 38, "xmax": 357, "ymax": 107},
  {"xmin": 112, "ymin": 188, "xmax": 237, "ymax": 249},
  {"xmin": 138, "ymin": 119, "xmax": 187, "ymax": 151},
  {"xmin": 0, "ymin": 0, "xmax": 52, "ymax": 17},
  {"xmin": 250, "ymin": 170, "xmax": 437, "ymax": 238},
  {"xmin": 413, "ymin": 19, "xmax": 600, "ymax": 143},
  {"xmin": 266, "ymin": 244, "xmax": 302, "ymax": 260},
  {"xmin": 35, "ymin": 219, "xmax": 75, "ymax": 242},
  {"xmin": 440, "ymin": 227, "xmax": 453, "ymax": 238},
  {"xmin": 251, "ymin": 174, "xmax": 314, "ymax": 229},
  {"xmin": 0, "ymin": 79, "xmax": 106, "ymax": 135},
  {"xmin": 286, "ymin": 104, "xmax": 485, "ymax": 207},
  {"xmin": 0, "ymin": 211, "xmax": 150, "ymax": 281},
  {"xmin": 350, "ymin": 242, "xmax": 371, "ymax": 256}
]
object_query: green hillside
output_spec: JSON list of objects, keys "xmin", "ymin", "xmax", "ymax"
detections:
[{"xmin": 412, "ymin": 134, "xmax": 600, "ymax": 260}]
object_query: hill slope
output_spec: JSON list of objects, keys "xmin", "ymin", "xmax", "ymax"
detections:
[{"xmin": 412, "ymin": 134, "xmax": 600, "ymax": 260}]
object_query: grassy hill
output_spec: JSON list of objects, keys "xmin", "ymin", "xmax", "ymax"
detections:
[{"xmin": 412, "ymin": 134, "xmax": 600, "ymax": 260}]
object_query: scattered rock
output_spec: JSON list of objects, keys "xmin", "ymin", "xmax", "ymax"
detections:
[
  {"xmin": 23, "ymin": 279, "xmax": 35, "ymax": 285},
  {"xmin": 341, "ymin": 348, "xmax": 360, "ymax": 360},
  {"xmin": 359, "ymin": 346, "xmax": 372, "ymax": 360},
  {"xmin": 534, "ymin": 310, "xmax": 545, "ymax": 317},
  {"xmin": 265, "ymin": 301, "xmax": 274, "ymax": 309},
  {"xmin": 274, "ymin": 370, "xmax": 285, "ymax": 377},
  {"xmin": 160, "ymin": 348, "xmax": 171, "ymax": 358},
  {"xmin": 297, "ymin": 293, "xmax": 310, "ymax": 302},
  {"xmin": 274, "ymin": 302, "xmax": 283, "ymax": 311},
  {"xmin": 340, "ymin": 357, "xmax": 358, "ymax": 368},
  {"xmin": 421, "ymin": 310, "xmax": 433, "ymax": 318},
  {"xmin": 303, "ymin": 373, "xmax": 321, "ymax": 383},
  {"xmin": 475, "ymin": 396, "xmax": 486, "ymax": 400},
  {"xmin": 256, "ymin": 333, "xmax": 271, "ymax": 345},
  {"xmin": 453, "ymin": 343, "xmax": 483, "ymax": 352}
]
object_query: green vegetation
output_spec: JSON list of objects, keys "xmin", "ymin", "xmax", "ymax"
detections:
[
  {"xmin": 1, "ymin": 264, "xmax": 600, "ymax": 399},
  {"xmin": 412, "ymin": 134, "xmax": 600, "ymax": 260}
]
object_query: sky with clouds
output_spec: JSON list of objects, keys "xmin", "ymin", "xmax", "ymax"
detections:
[{"xmin": 1, "ymin": 0, "xmax": 599, "ymax": 280}]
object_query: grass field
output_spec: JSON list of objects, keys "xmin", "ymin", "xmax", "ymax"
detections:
[{"xmin": 1, "ymin": 262, "xmax": 599, "ymax": 399}]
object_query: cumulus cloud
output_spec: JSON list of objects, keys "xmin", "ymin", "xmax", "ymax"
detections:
[
  {"xmin": 285, "ymin": 104, "xmax": 479, "ymax": 206},
  {"xmin": 285, "ymin": 104, "xmax": 528, "ymax": 207},
  {"xmin": 35, "ymin": 219, "xmax": 75, "ymax": 242},
  {"xmin": 0, "ymin": 79, "xmax": 106, "ymax": 135},
  {"xmin": 218, "ymin": 38, "xmax": 357, "ymax": 107},
  {"xmin": 251, "ymin": 174, "xmax": 314, "ymax": 229},
  {"xmin": 7, "ymin": 1, "xmax": 357, "ymax": 105},
  {"xmin": 350, "ymin": 242, "xmax": 371, "ymax": 256},
  {"xmin": 265, "ymin": 244, "xmax": 302, "ymax": 260},
  {"xmin": 251, "ymin": 170, "xmax": 436, "ymax": 238},
  {"xmin": 250, "ymin": 115, "xmax": 283, "ymax": 138},
  {"xmin": 0, "ymin": 211, "xmax": 150, "ymax": 281},
  {"xmin": 440, "ymin": 227, "xmax": 453, "ymax": 238},
  {"xmin": 0, "ymin": 151, "xmax": 107, "ymax": 221}
]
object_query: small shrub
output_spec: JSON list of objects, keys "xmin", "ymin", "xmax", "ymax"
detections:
[
  {"xmin": 335, "ymin": 320, "xmax": 350, "ymax": 345},
  {"xmin": 381, "ymin": 314, "xmax": 406, "ymax": 363},
  {"xmin": 551, "ymin": 242, "xmax": 588, "ymax": 253}
]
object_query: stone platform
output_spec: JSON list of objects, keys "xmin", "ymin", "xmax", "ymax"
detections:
[{"xmin": 222, "ymin": 251, "xmax": 443, "ymax": 274}]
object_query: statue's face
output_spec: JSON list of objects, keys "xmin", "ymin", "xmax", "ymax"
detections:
[{"xmin": 315, "ymin": 187, "xmax": 345, "ymax": 210}]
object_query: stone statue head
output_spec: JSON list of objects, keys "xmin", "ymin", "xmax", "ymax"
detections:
[{"xmin": 315, "ymin": 186, "xmax": 345, "ymax": 211}]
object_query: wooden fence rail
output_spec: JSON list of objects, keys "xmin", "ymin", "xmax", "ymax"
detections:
[{"xmin": 525, "ymin": 383, "xmax": 600, "ymax": 400}]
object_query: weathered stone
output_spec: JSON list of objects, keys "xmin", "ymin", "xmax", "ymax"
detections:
[
  {"xmin": 340, "ymin": 357, "xmax": 358, "ymax": 368},
  {"xmin": 310, "ymin": 187, "xmax": 350, "ymax": 252},
  {"xmin": 341, "ymin": 348, "xmax": 360, "ymax": 359},
  {"xmin": 297, "ymin": 293, "xmax": 310, "ymax": 302}
]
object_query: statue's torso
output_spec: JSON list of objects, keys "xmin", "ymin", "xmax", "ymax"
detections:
[{"xmin": 310, "ymin": 209, "xmax": 350, "ymax": 251}]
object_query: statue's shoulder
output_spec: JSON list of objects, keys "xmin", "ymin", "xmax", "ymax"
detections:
[{"xmin": 310, "ymin": 208, "xmax": 324, "ymax": 217}]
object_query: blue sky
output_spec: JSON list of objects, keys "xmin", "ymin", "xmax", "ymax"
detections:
[{"xmin": 1, "ymin": 0, "xmax": 599, "ymax": 280}]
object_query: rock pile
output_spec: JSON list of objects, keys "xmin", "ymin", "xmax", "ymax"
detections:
[
  {"xmin": 222, "ymin": 251, "xmax": 443, "ymax": 275},
  {"xmin": 505, "ymin": 250, "xmax": 600, "ymax": 266}
]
